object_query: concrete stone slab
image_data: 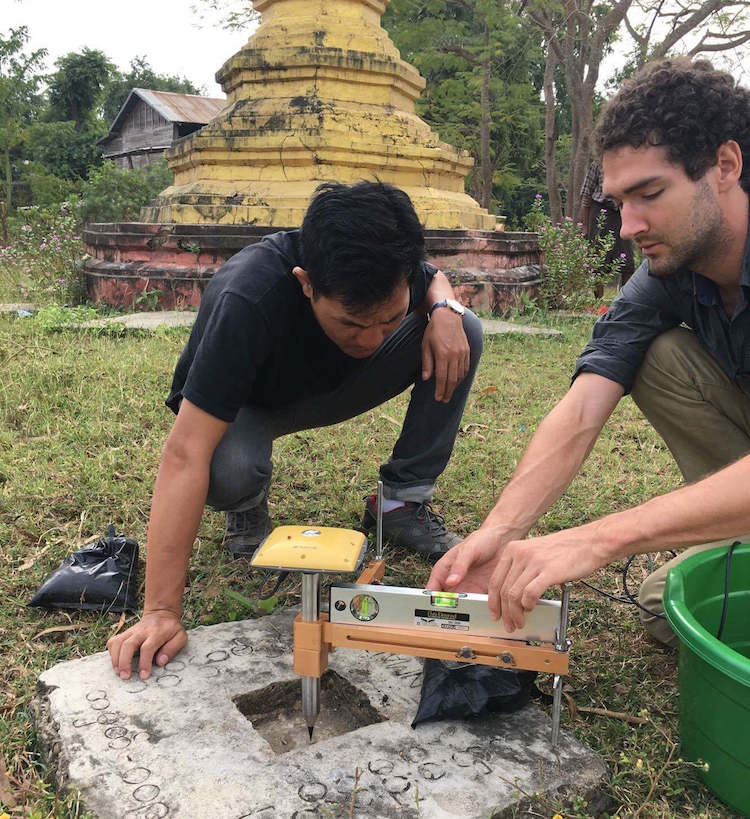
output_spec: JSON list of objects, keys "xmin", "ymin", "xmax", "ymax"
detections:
[
  {"xmin": 34, "ymin": 609, "xmax": 606, "ymax": 819},
  {"xmin": 83, "ymin": 310, "xmax": 561, "ymax": 339},
  {"xmin": 478, "ymin": 317, "xmax": 562, "ymax": 337},
  {"xmin": 0, "ymin": 302, "xmax": 36, "ymax": 314},
  {"xmin": 83, "ymin": 311, "xmax": 197, "ymax": 330}
]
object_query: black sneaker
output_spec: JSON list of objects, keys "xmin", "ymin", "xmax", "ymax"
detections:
[
  {"xmin": 361, "ymin": 496, "xmax": 462, "ymax": 564},
  {"xmin": 224, "ymin": 493, "xmax": 274, "ymax": 559}
]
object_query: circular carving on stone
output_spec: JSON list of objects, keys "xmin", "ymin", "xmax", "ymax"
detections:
[
  {"xmin": 207, "ymin": 650, "xmax": 229, "ymax": 663},
  {"xmin": 126, "ymin": 802, "xmax": 169, "ymax": 818},
  {"xmin": 105, "ymin": 726, "xmax": 128, "ymax": 740},
  {"xmin": 298, "ymin": 783, "xmax": 327, "ymax": 802},
  {"xmin": 134, "ymin": 784, "xmax": 161, "ymax": 802},
  {"xmin": 72, "ymin": 718, "xmax": 97, "ymax": 728},
  {"xmin": 86, "ymin": 690, "xmax": 108, "ymax": 701},
  {"xmin": 401, "ymin": 746, "xmax": 427, "ymax": 763},
  {"xmin": 291, "ymin": 811, "xmax": 319, "ymax": 819},
  {"xmin": 466, "ymin": 745, "xmax": 490, "ymax": 760},
  {"xmin": 132, "ymin": 731, "xmax": 151, "ymax": 743},
  {"xmin": 90, "ymin": 699, "xmax": 111, "ymax": 711},
  {"xmin": 451, "ymin": 752, "xmax": 473, "ymax": 768},
  {"xmin": 163, "ymin": 660, "xmax": 185, "ymax": 672},
  {"xmin": 368, "ymin": 760, "xmax": 393, "ymax": 775},
  {"xmin": 156, "ymin": 675, "xmax": 181, "ymax": 688},
  {"xmin": 123, "ymin": 679, "xmax": 148, "ymax": 694},
  {"xmin": 201, "ymin": 666, "xmax": 221, "ymax": 677},
  {"xmin": 383, "ymin": 776, "xmax": 410, "ymax": 794},
  {"xmin": 121, "ymin": 767, "xmax": 151, "ymax": 785},
  {"xmin": 418, "ymin": 763, "xmax": 445, "ymax": 781},
  {"xmin": 97, "ymin": 712, "xmax": 118, "ymax": 725},
  {"xmin": 108, "ymin": 737, "xmax": 132, "ymax": 750},
  {"xmin": 473, "ymin": 760, "xmax": 492, "ymax": 775}
]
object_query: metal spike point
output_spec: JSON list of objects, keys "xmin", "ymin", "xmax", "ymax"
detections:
[{"xmin": 308, "ymin": 726, "xmax": 314, "ymax": 741}]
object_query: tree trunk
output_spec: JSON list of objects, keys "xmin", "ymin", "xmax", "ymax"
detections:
[
  {"xmin": 542, "ymin": 43, "xmax": 562, "ymax": 224},
  {"xmin": 480, "ymin": 24, "xmax": 492, "ymax": 211},
  {"xmin": 4, "ymin": 144, "xmax": 12, "ymax": 213}
]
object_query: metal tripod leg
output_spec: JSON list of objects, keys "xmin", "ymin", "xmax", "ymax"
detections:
[{"xmin": 551, "ymin": 581, "xmax": 573, "ymax": 748}]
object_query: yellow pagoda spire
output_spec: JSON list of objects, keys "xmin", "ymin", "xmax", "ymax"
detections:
[{"xmin": 143, "ymin": 0, "xmax": 495, "ymax": 230}]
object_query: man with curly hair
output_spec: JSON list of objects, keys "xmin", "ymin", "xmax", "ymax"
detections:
[{"xmin": 429, "ymin": 58, "xmax": 750, "ymax": 647}]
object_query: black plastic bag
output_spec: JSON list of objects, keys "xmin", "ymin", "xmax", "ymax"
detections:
[
  {"xmin": 411, "ymin": 659, "xmax": 538, "ymax": 727},
  {"xmin": 28, "ymin": 525, "xmax": 139, "ymax": 613}
]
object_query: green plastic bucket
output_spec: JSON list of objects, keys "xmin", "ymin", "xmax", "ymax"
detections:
[{"xmin": 663, "ymin": 543, "xmax": 750, "ymax": 817}]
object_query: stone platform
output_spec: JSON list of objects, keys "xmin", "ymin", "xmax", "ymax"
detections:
[
  {"xmin": 82, "ymin": 223, "xmax": 540, "ymax": 317},
  {"xmin": 33, "ymin": 609, "xmax": 605, "ymax": 819}
]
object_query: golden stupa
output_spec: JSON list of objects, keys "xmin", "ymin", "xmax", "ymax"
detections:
[{"xmin": 142, "ymin": 0, "xmax": 495, "ymax": 230}]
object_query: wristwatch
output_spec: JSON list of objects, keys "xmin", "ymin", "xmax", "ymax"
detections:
[{"xmin": 429, "ymin": 298, "xmax": 466, "ymax": 317}]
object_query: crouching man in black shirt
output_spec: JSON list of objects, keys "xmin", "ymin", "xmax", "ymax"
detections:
[{"xmin": 108, "ymin": 181, "xmax": 483, "ymax": 680}]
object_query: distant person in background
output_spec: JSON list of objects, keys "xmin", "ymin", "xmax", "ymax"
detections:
[{"xmin": 580, "ymin": 160, "xmax": 635, "ymax": 297}]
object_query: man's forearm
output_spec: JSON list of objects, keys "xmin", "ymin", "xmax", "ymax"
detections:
[
  {"xmin": 480, "ymin": 375, "xmax": 623, "ymax": 543},
  {"xmin": 143, "ymin": 452, "xmax": 210, "ymax": 616},
  {"xmin": 594, "ymin": 452, "xmax": 750, "ymax": 561}
]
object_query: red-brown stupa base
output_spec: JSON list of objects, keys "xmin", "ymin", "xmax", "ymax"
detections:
[{"xmin": 82, "ymin": 223, "xmax": 540, "ymax": 316}]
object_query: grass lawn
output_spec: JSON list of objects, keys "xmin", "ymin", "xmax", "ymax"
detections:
[{"xmin": 0, "ymin": 310, "xmax": 741, "ymax": 819}]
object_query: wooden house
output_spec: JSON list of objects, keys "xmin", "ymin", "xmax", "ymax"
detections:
[{"xmin": 99, "ymin": 88, "xmax": 226, "ymax": 169}]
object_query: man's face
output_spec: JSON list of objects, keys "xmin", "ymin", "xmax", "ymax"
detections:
[
  {"xmin": 293, "ymin": 267, "xmax": 410, "ymax": 358},
  {"xmin": 602, "ymin": 144, "xmax": 728, "ymax": 278}
]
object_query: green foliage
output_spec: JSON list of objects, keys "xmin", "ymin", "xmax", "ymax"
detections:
[
  {"xmin": 0, "ymin": 203, "xmax": 87, "ymax": 305},
  {"xmin": 31, "ymin": 302, "xmax": 99, "ymax": 330},
  {"xmin": 525, "ymin": 196, "xmax": 622, "ymax": 310},
  {"xmin": 78, "ymin": 159, "xmax": 173, "ymax": 224},
  {"xmin": 30, "ymin": 118, "xmax": 107, "ymax": 181},
  {"xmin": 101, "ymin": 56, "xmax": 202, "ymax": 125},
  {"xmin": 384, "ymin": 0, "xmax": 545, "ymax": 220},
  {"xmin": 47, "ymin": 48, "xmax": 114, "ymax": 128},
  {"xmin": 0, "ymin": 27, "xmax": 47, "ymax": 210}
]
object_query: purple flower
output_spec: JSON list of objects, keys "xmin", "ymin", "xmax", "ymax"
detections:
[
  {"xmin": 535, "ymin": 193, "xmax": 542, "ymax": 199},
  {"xmin": 620, "ymin": 253, "xmax": 627, "ymax": 258},
  {"xmin": 600, "ymin": 208, "xmax": 607, "ymax": 214}
]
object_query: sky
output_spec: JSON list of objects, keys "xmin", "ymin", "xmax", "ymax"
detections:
[
  {"xmin": 3, "ymin": 0, "xmax": 747, "ymax": 105},
  {"xmin": 3, "ymin": 0, "xmax": 257, "ymax": 98}
]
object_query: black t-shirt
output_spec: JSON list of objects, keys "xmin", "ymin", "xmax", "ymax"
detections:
[{"xmin": 166, "ymin": 230, "xmax": 436, "ymax": 422}]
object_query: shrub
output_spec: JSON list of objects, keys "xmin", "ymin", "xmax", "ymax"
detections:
[
  {"xmin": 525, "ymin": 195, "xmax": 623, "ymax": 310},
  {"xmin": 78, "ymin": 159, "xmax": 173, "ymax": 224},
  {"xmin": 0, "ymin": 203, "xmax": 88, "ymax": 305}
]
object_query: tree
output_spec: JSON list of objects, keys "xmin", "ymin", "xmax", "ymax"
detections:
[
  {"xmin": 0, "ymin": 26, "xmax": 46, "ymax": 211},
  {"xmin": 527, "ymin": 0, "xmax": 750, "ymax": 220},
  {"xmin": 47, "ymin": 48, "xmax": 114, "ymax": 128},
  {"xmin": 102, "ymin": 57, "xmax": 202, "ymax": 125},
  {"xmin": 385, "ymin": 0, "xmax": 545, "ymax": 216},
  {"xmin": 190, "ymin": 0, "xmax": 259, "ymax": 31}
]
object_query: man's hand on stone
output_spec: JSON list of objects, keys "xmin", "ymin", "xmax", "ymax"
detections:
[
  {"xmin": 421, "ymin": 309, "xmax": 470, "ymax": 402},
  {"xmin": 107, "ymin": 610, "xmax": 188, "ymax": 681}
]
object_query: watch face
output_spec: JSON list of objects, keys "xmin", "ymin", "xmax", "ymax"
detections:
[{"xmin": 447, "ymin": 299, "xmax": 466, "ymax": 315}]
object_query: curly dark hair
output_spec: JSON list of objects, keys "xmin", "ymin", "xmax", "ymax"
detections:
[{"xmin": 594, "ymin": 58, "xmax": 750, "ymax": 193}]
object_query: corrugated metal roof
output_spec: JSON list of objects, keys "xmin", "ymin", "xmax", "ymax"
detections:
[
  {"xmin": 101, "ymin": 88, "xmax": 226, "ymax": 144},
  {"xmin": 135, "ymin": 89, "xmax": 226, "ymax": 124}
]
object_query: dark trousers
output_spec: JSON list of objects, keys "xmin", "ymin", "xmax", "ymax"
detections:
[{"xmin": 205, "ymin": 310, "xmax": 484, "ymax": 511}]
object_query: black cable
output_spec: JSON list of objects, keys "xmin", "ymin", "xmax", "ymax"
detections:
[
  {"xmin": 621, "ymin": 554, "xmax": 666, "ymax": 619},
  {"xmin": 716, "ymin": 541, "xmax": 740, "ymax": 642},
  {"xmin": 258, "ymin": 570, "xmax": 290, "ymax": 600}
]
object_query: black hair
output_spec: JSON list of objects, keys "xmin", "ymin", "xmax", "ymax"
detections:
[
  {"xmin": 595, "ymin": 57, "xmax": 750, "ymax": 193},
  {"xmin": 299, "ymin": 181, "xmax": 426, "ymax": 312}
]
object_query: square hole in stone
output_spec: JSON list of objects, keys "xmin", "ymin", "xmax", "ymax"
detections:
[{"xmin": 234, "ymin": 669, "xmax": 386, "ymax": 754}]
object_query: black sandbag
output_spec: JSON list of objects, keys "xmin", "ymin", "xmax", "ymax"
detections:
[
  {"xmin": 28, "ymin": 525, "xmax": 139, "ymax": 613},
  {"xmin": 411, "ymin": 658, "xmax": 537, "ymax": 727}
]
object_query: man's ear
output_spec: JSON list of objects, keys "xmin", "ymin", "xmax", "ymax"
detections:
[
  {"xmin": 715, "ymin": 140, "xmax": 743, "ymax": 193},
  {"xmin": 292, "ymin": 266, "xmax": 314, "ymax": 299}
]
